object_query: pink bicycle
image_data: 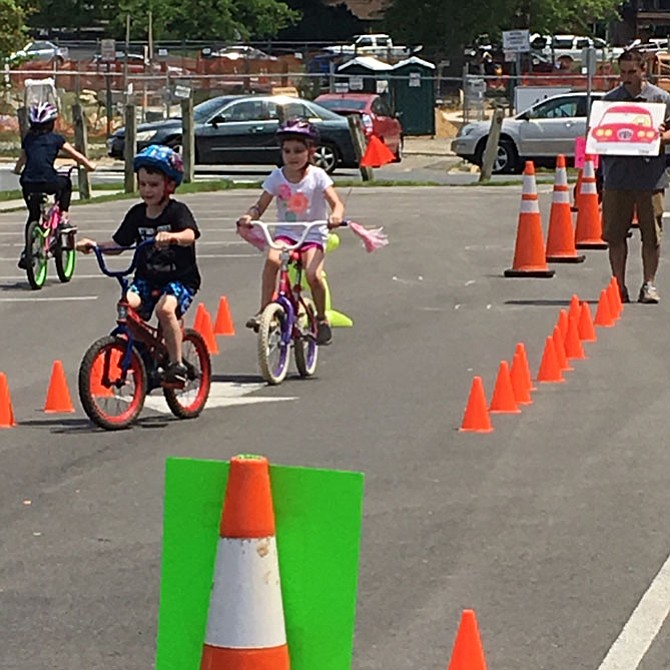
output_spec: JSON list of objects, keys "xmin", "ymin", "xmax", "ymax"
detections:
[{"xmin": 22, "ymin": 166, "xmax": 77, "ymax": 290}]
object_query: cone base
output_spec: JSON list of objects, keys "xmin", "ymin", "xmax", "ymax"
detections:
[
  {"xmin": 504, "ymin": 268, "xmax": 556, "ymax": 278},
  {"xmin": 459, "ymin": 426, "xmax": 494, "ymax": 433},
  {"xmin": 546, "ymin": 254, "xmax": 586, "ymax": 263},
  {"xmin": 576, "ymin": 241, "xmax": 608, "ymax": 250}
]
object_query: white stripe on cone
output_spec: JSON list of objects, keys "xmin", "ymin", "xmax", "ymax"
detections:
[
  {"xmin": 554, "ymin": 167, "xmax": 568, "ymax": 187},
  {"xmin": 204, "ymin": 537, "xmax": 287, "ymax": 648},
  {"xmin": 522, "ymin": 174, "xmax": 537, "ymax": 194},
  {"xmin": 552, "ymin": 190, "xmax": 571, "ymax": 204},
  {"xmin": 582, "ymin": 159, "xmax": 596, "ymax": 179},
  {"xmin": 520, "ymin": 200, "xmax": 540, "ymax": 213},
  {"xmin": 580, "ymin": 181, "xmax": 598, "ymax": 195}
]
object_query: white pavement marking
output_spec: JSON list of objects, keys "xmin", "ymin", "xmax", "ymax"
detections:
[
  {"xmin": 0, "ymin": 295, "xmax": 98, "ymax": 302},
  {"xmin": 596, "ymin": 551, "xmax": 670, "ymax": 670},
  {"xmin": 142, "ymin": 380, "xmax": 295, "ymax": 414}
]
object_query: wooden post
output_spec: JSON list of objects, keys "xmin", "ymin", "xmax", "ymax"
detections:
[
  {"xmin": 124, "ymin": 103, "xmax": 137, "ymax": 193},
  {"xmin": 72, "ymin": 103, "xmax": 91, "ymax": 200},
  {"xmin": 181, "ymin": 95, "xmax": 195, "ymax": 183},
  {"xmin": 347, "ymin": 114, "xmax": 373, "ymax": 182},
  {"xmin": 479, "ymin": 106, "xmax": 505, "ymax": 182}
]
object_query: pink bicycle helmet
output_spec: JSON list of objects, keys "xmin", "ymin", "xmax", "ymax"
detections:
[
  {"xmin": 29, "ymin": 102, "xmax": 58, "ymax": 125},
  {"xmin": 276, "ymin": 117, "xmax": 320, "ymax": 144}
]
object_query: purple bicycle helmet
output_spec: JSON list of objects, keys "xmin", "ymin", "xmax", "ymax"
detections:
[
  {"xmin": 276, "ymin": 117, "xmax": 320, "ymax": 144},
  {"xmin": 29, "ymin": 102, "xmax": 58, "ymax": 125},
  {"xmin": 133, "ymin": 145, "xmax": 184, "ymax": 186}
]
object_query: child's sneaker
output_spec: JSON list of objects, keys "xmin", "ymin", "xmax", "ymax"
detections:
[
  {"xmin": 316, "ymin": 319, "xmax": 332, "ymax": 345},
  {"xmin": 245, "ymin": 313, "xmax": 261, "ymax": 332},
  {"xmin": 17, "ymin": 251, "xmax": 28, "ymax": 270},
  {"xmin": 163, "ymin": 362, "xmax": 188, "ymax": 384},
  {"xmin": 638, "ymin": 282, "xmax": 660, "ymax": 304}
]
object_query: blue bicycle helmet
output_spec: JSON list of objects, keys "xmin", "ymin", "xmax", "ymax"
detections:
[
  {"xmin": 276, "ymin": 117, "xmax": 320, "ymax": 144},
  {"xmin": 133, "ymin": 145, "xmax": 184, "ymax": 186}
]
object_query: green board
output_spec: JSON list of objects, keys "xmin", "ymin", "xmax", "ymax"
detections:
[{"xmin": 156, "ymin": 457, "xmax": 365, "ymax": 670}]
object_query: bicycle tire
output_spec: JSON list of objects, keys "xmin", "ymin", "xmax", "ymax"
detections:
[
  {"xmin": 54, "ymin": 231, "xmax": 76, "ymax": 283},
  {"xmin": 163, "ymin": 329, "xmax": 212, "ymax": 419},
  {"xmin": 294, "ymin": 296, "xmax": 318, "ymax": 377},
  {"xmin": 258, "ymin": 302, "xmax": 290, "ymax": 385},
  {"xmin": 78, "ymin": 335, "xmax": 147, "ymax": 430},
  {"xmin": 25, "ymin": 220, "xmax": 47, "ymax": 290}
]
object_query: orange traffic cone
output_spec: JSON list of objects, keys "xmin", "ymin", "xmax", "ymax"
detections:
[
  {"xmin": 193, "ymin": 302, "xmax": 206, "ymax": 333},
  {"xmin": 505, "ymin": 162, "xmax": 555, "ymax": 278},
  {"xmin": 510, "ymin": 351, "xmax": 532, "ymax": 405},
  {"xmin": 553, "ymin": 326, "xmax": 573, "ymax": 372},
  {"xmin": 213, "ymin": 296, "xmax": 235, "ymax": 336},
  {"xmin": 568, "ymin": 294, "xmax": 581, "ymax": 323},
  {"xmin": 575, "ymin": 156, "xmax": 607, "ymax": 249},
  {"xmin": 200, "ymin": 455, "xmax": 290, "ymax": 670},
  {"xmin": 611, "ymin": 277, "xmax": 625, "ymax": 314},
  {"xmin": 546, "ymin": 155, "xmax": 585, "ymax": 263},
  {"xmin": 200, "ymin": 307, "xmax": 219, "ymax": 355},
  {"xmin": 460, "ymin": 376, "xmax": 493, "ymax": 433},
  {"xmin": 360, "ymin": 135, "xmax": 396, "ymax": 168},
  {"xmin": 607, "ymin": 281, "xmax": 620, "ymax": 321},
  {"xmin": 447, "ymin": 609, "xmax": 488, "ymax": 670},
  {"xmin": 594, "ymin": 289, "xmax": 615, "ymax": 327},
  {"xmin": 556, "ymin": 309, "xmax": 569, "ymax": 341},
  {"xmin": 44, "ymin": 360, "xmax": 75, "ymax": 413},
  {"xmin": 578, "ymin": 301, "xmax": 597, "ymax": 342},
  {"xmin": 489, "ymin": 361, "xmax": 520, "ymax": 413},
  {"xmin": 571, "ymin": 168, "xmax": 583, "ymax": 213},
  {"xmin": 90, "ymin": 354, "xmax": 115, "ymax": 397},
  {"xmin": 565, "ymin": 315, "xmax": 586, "ymax": 360},
  {"xmin": 514, "ymin": 341, "xmax": 536, "ymax": 392},
  {"xmin": 0, "ymin": 372, "xmax": 17, "ymax": 428},
  {"xmin": 537, "ymin": 336, "xmax": 564, "ymax": 383}
]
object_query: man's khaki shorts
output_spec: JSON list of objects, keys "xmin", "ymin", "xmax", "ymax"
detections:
[{"xmin": 602, "ymin": 189, "xmax": 664, "ymax": 247}]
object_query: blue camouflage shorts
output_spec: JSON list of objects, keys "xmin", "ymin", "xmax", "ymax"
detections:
[{"xmin": 129, "ymin": 279, "xmax": 195, "ymax": 321}]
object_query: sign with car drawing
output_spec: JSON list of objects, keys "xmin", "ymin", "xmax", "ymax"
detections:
[{"xmin": 586, "ymin": 100, "xmax": 665, "ymax": 156}]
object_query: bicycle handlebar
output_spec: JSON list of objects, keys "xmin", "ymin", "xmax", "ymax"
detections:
[
  {"xmin": 90, "ymin": 239, "xmax": 155, "ymax": 278},
  {"xmin": 248, "ymin": 220, "xmax": 348, "ymax": 251}
]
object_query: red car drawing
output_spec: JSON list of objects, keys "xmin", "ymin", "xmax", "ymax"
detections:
[{"xmin": 590, "ymin": 104, "xmax": 659, "ymax": 144}]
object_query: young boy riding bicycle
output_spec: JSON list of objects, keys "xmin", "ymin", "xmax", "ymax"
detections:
[{"xmin": 76, "ymin": 145, "xmax": 201, "ymax": 384}]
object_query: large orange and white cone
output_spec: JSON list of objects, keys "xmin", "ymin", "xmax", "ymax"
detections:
[
  {"xmin": 200, "ymin": 455, "xmax": 290, "ymax": 670},
  {"xmin": 504, "ymin": 161, "xmax": 555, "ymax": 278},
  {"xmin": 574, "ymin": 155, "xmax": 607, "ymax": 250},
  {"xmin": 545, "ymin": 155, "xmax": 585, "ymax": 263}
]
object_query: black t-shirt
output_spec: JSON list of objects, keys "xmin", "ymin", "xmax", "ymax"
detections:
[
  {"xmin": 21, "ymin": 131, "xmax": 65, "ymax": 183},
  {"xmin": 112, "ymin": 199, "xmax": 201, "ymax": 290}
]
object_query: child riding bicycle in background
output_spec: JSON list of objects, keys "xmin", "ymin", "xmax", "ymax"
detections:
[
  {"xmin": 237, "ymin": 117, "xmax": 344, "ymax": 345},
  {"xmin": 76, "ymin": 145, "xmax": 201, "ymax": 384},
  {"xmin": 14, "ymin": 102, "xmax": 96, "ymax": 268}
]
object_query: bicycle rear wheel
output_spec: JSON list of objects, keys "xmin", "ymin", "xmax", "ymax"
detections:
[
  {"xmin": 78, "ymin": 335, "xmax": 147, "ymax": 430},
  {"xmin": 54, "ymin": 231, "xmax": 76, "ymax": 282},
  {"xmin": 163, "ymin": 329, "xmax": 211, "ymax": 419},
  {"xmin": 25, "ymin": 221, "xmax": 47, "ymax": 290},
  {"xmin": 294, "ymin": 296, "xmax": 318, "ymax": 377},
  {"xmin": 258, "ymin": 302, "xmax": 290, "ymax": 385}
]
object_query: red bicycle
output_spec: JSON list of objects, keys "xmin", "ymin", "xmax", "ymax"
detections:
[
  {"xmin": 78, "ymin": 241, "xmax": 211, "ymax": 430},
  {"xmin": 22, "ymin": 166, "xmax": 77, "ymax": 290}
]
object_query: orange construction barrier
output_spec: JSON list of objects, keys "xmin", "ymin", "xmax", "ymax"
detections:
[
  {"xmin": 447, "ymin": 609, "xmax": 488, "ymax": 670},
  {"xmin": 44, "ymin": 360, "xmax": 75, "ymax": 413},
  {"xmin": 575, "ymin": 156, "xmax": 607, "ymax": 249},
  {"xmin": 489, "ymin": 361, "xmax": 520, "ymax": 414},
  {"xmin": 213, "ymin": 296, "xmax": 235, "ymax": 336},
  {"xmin": 0, "ymin": 372, "xmax": 17, "ymax": 428},
  {"xmin": 460, "ymin": 376, "xmax": 493, "ymax": 433},
  {"xmin": 546, "ymin": 155, "xmax": 585, "ymax": 263},
  {"xmin": 504, "ymin": 162, "xmax": 555, "ymax": 278},
  {"xmin": 200, "ymin": 455, "xmax": 290, "ymax": 670}
]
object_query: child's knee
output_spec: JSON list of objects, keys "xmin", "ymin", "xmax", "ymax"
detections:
[
  {"xmin": 126, "ymin": 291, "xmax": 142, "ymax": 310},
  {"xmin": 155, "ymin": 298, "xmax": 177, "ymax": 321},
  {"xmin": 306, "ymin": 267, "xmax": 324, "ymax": 286}
]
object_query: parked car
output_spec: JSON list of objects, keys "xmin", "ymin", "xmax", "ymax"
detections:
[
  {"xmin": 452, "ymin": 91, "xmax": 605, "ymax": 174},
  {"xmin": 107, "ymin": 94, "xmax": 358, "ymax": 174},
  {"xmin": 530, "ymin": 34, "xmax": 613, "ymax": 64},
  {"xmin": 8, "ymin": 41, "xmax": 68, "ymax": 65},
  {"xmin": 210, "ymin": 45, "xmax": 277, "ymax": 60},
  {"xmin": 314, "ymin": 92, "xmax": 403, "ymax": 160}
]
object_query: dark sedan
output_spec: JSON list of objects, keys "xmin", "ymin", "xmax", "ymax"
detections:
[{"xmin": 107, "ymin": 94, "xmax": 359, "ymax": 174}]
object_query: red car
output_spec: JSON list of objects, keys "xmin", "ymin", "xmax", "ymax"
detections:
[{"xmin": 314, "ymin": 92, "xmax": 403, "ymax": 161}]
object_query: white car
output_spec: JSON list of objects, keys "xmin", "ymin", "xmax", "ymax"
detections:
[
  {"xmin": 452, "ymin": 91, "xmax": 605, "ymax": 174},
  {"xmin": 9, "ymin": 41, "xmax": 68, "ymax": 65},
  {"xmin": 530, "ymin": 34, "xmax": 614, "ymax": 64}
]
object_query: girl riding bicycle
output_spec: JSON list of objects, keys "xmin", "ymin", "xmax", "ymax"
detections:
[
  {"xmin": 14, "ymin": 102, "xmax": 96, "ymax": 268},
  {"xmin": 237, "ymin": 117, "xmax": 344, "ymax": 345}
]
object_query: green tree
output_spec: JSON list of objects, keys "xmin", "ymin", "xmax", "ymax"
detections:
[
  {"xmin": 0, "ymin": 0, "xmax": 27, "ymax": 59},
  {"xmin": 383, "ymin": 0, "xmax": 621, "ymax": 58}
]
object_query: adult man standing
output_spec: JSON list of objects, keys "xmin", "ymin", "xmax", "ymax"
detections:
[{"xmin": 601, "ymin": 49, "xmax": 670, "ymax": 303}]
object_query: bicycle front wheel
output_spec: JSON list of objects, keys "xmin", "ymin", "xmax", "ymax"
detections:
[
  {"xmin": 78, "ymin": 336, "xmax": 147, "ymax": 430},
  {"xmin": 25, "ymin": 221, "xmax": 47, "ymax": 290},
  {"xmin": 163, "ymin": 329, "xmax": 212, "ymax": 419},
  {"xmin": 258, "ymin": 302, "xmax": 290, "ymax": 385},
  {"xmin": 294, "ymin": 296, "xmax": 318, "ymax": 377},
  {"xmin": 54, "ymin": 231, "xmax": 76, "ymax": 282}
]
